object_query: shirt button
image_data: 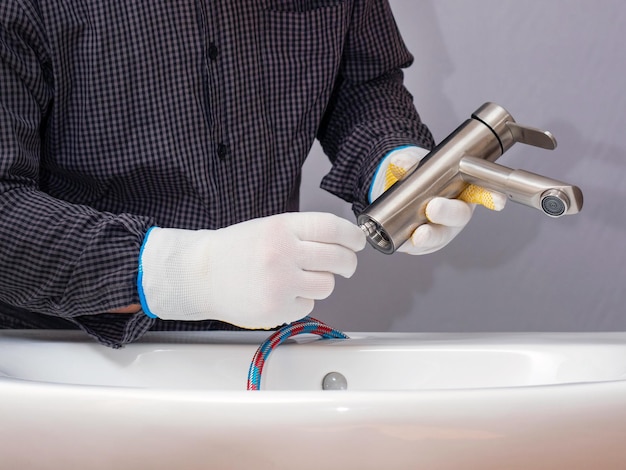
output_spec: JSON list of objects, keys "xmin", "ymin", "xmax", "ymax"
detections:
[
  {"xmin": 208, "ymin": 43, "xmax": 219, "ymax": 61},
  {"xmin": 217, "ymin": 143, "xmax": 229, "ymax": 160}
]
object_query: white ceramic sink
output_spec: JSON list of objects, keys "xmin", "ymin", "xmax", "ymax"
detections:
[{"xmin": 1, "ymin": 330, "xmax": 626, "ymax": 469}]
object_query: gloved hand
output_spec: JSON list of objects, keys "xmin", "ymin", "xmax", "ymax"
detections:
[
  {"xmin": 369, "ymin": 146, "xmax": 507, "ymax": 255},
  {"xmin": 137, "ymin": 212, "xmax": 366, "ymax": 328}
]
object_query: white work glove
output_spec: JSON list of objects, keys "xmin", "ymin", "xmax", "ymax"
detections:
[
  {"xmin": 137, "ymin": 212, "xmax": 366, "ymax": 328},
  {"xmin": 369, "ymin": 146, "xmax": 507, "ymax": 255}
]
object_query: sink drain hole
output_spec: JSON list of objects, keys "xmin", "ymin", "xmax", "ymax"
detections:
[{"xmin": 322, "ymin": 371, "xmax": 347, "ymax": 390}]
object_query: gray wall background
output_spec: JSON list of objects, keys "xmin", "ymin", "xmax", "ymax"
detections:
[{"xmin": 300, "ymin": 0, "xmax": 626, "ymax": 332}]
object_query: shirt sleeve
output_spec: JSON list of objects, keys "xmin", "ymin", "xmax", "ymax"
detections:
[
  {"xmin": 317, "ymin": 0, "xmax": 435, "ymax": 215},
  {"xmin": 0, "ymin": 3, "xmax": 154, "ymax": 330}
]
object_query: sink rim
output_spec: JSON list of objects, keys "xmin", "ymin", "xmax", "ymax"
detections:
[{"xmin": 2, "ymin": 330, "xmax": 626, "ymax": 391}]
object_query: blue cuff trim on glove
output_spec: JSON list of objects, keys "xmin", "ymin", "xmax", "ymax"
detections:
[
  {"xmin": 137, "ymin": 226, "xmax": 158, "ymax": 319},
  {"xmin": 368, "ymin": 145, "xmax": 416, "ymax": 204}
]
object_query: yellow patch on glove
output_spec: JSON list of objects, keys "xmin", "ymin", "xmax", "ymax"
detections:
[
  {"xmin": 384, "ymin": 162, "xmax": 409, "ymax": 191},
  {"xmin": 458, "ymin": 184, "xmax": 497, "ymax": 210}
]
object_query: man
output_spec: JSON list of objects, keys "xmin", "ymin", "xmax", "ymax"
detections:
[{"xmin": 0, "ymin": 1, "xmax": 497, "ymax": 347}]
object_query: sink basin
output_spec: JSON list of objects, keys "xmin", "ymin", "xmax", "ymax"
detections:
[{"xmin": 1, "ymin": 330, "xmax": 625, "ymax": 469}]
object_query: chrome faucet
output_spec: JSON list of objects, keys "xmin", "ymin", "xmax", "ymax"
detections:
[{"xmin": 358, "ymin": 102, "xmax": 583, "ymax": 254}]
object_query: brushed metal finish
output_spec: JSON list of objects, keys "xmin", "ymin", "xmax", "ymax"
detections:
[
  {"xmin": 358, "ymin": 102, "xmax": 583, "ymax": 254},
  {"xmin": 459, "ymin": 157, "xmax": 583, "ymax": 216}
]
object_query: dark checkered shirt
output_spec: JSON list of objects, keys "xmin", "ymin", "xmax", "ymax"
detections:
[{"xmin": 0, "ymin": 0, "xmax": 433, "ymax": 347}]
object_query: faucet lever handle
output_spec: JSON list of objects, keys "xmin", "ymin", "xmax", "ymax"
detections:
[{"xmin": 505, "ymin": 122, "xmax": 557, "ymax": 150}]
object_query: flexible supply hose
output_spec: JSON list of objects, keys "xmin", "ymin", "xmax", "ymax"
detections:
[{"xmin": 247, "ymin": 316, "xmax": 349, "ymax": 390}]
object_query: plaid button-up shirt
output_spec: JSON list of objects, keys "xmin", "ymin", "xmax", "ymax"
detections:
[{"xmin": 0, "ymin": 0, "xmax": 433, "ymax": 347}]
